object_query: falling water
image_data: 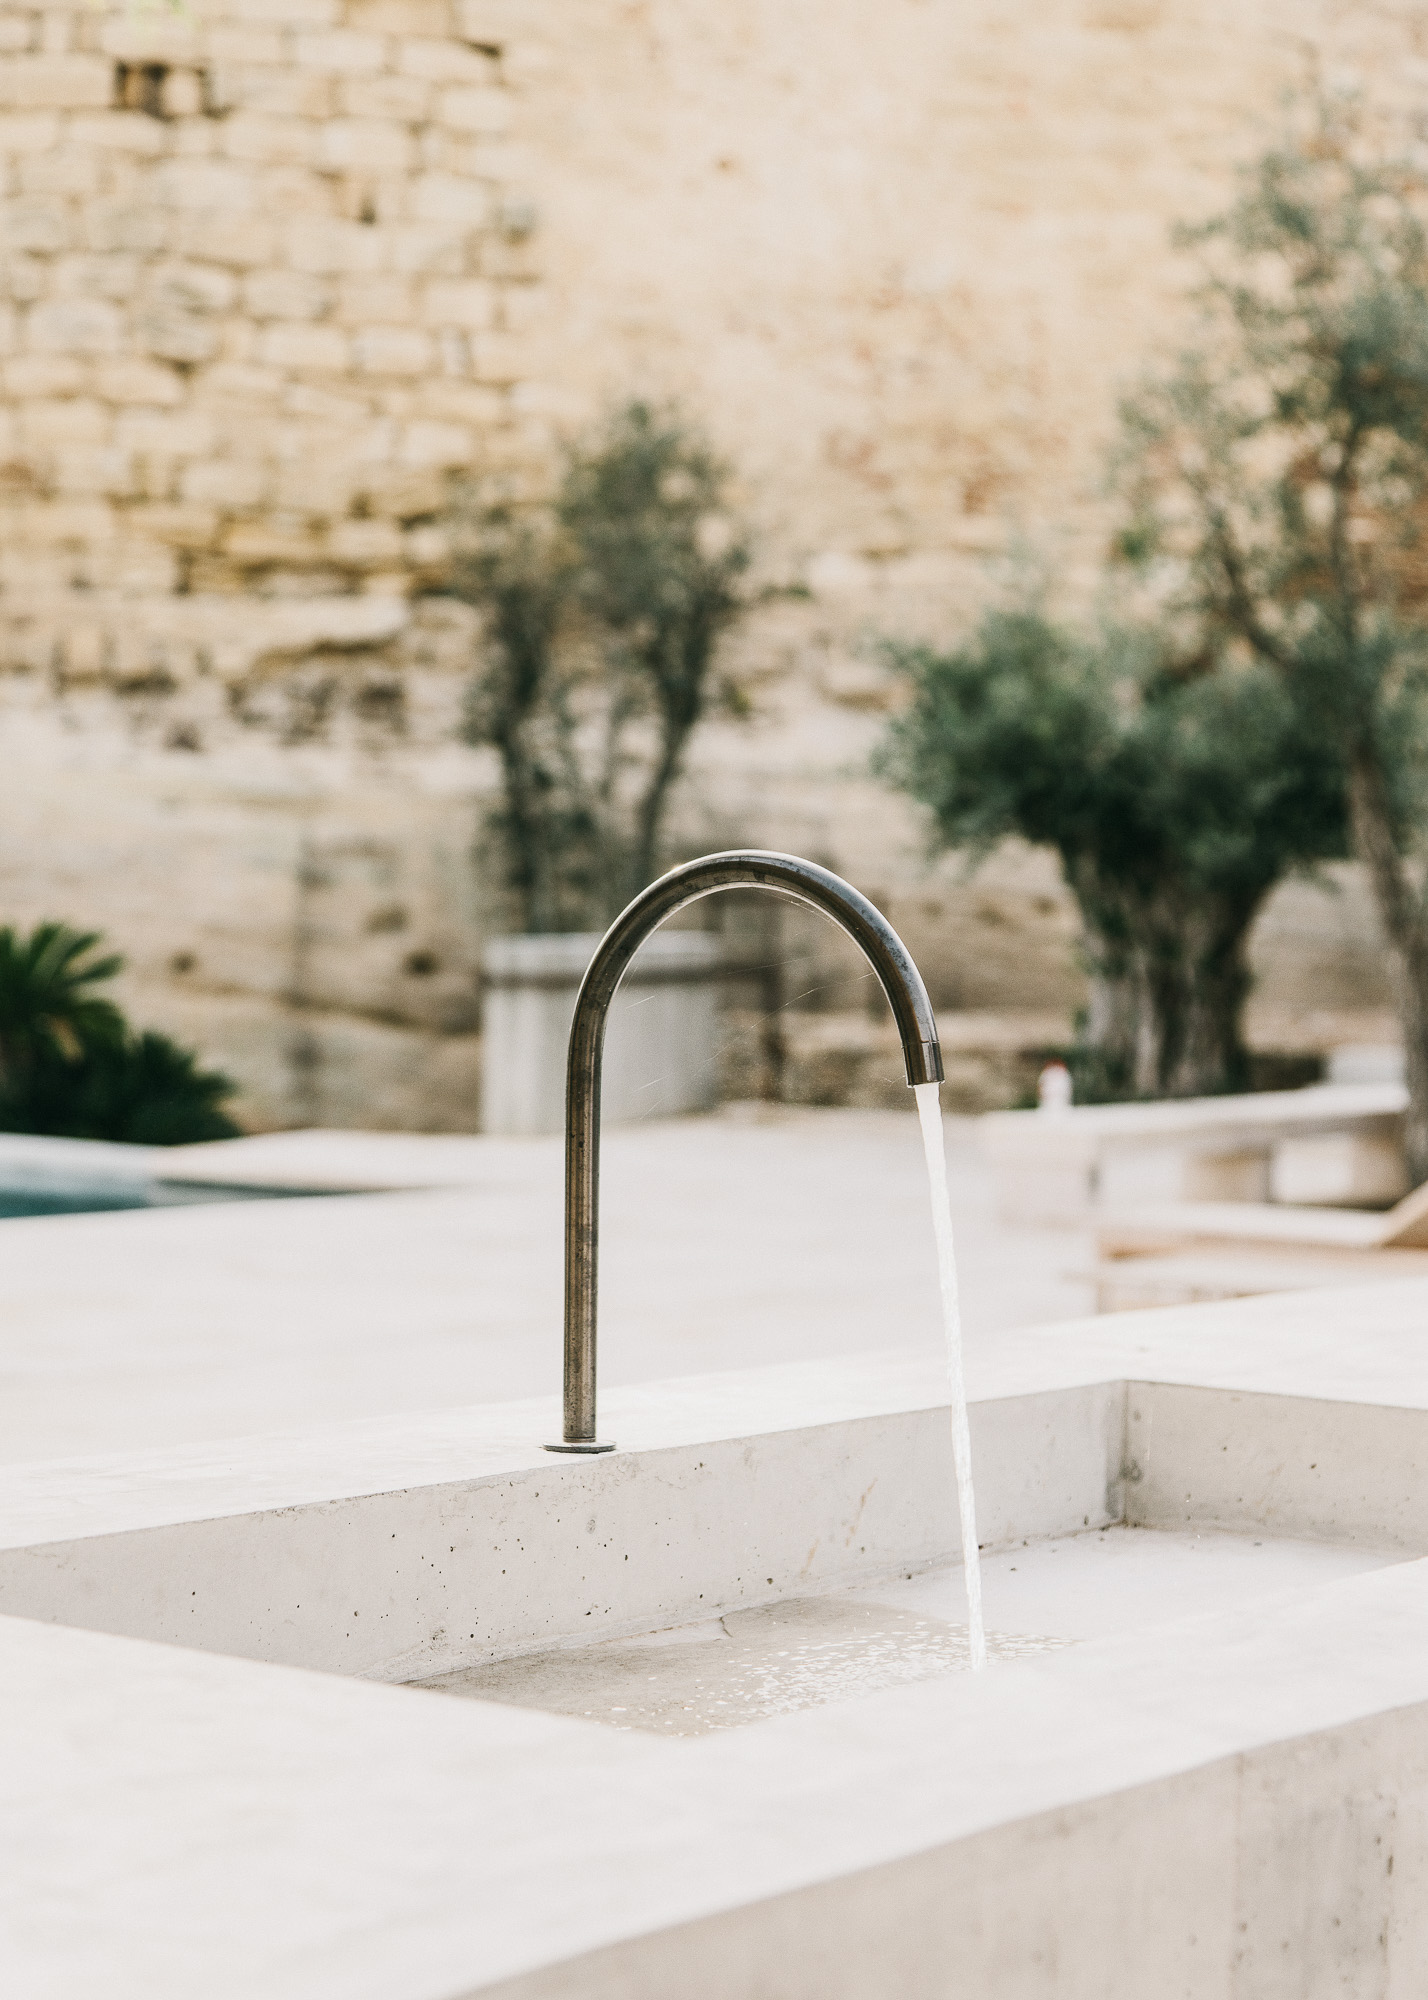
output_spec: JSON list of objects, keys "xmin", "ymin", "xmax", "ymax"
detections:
[{"xmin": 913, "ymin": 1080, "xmax": 987, "ymax": 1671}]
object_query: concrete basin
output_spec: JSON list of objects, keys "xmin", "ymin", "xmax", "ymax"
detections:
[
  {"xmin": 8, "ymin": 1283, "xmax": 1428, "ymax": 1995},
  {"xmin": 426, "ymin": 1527, "xmax": 1397, "ymax": 1735}
]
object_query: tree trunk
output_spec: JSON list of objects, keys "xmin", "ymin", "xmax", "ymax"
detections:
[
  {"xmin": 1080, "ymin": 892, "xmax": 1259, "ymax": 1102},
  {"xmin": 1161, "ymin": 906, "xmax": 1255, "ymax": 1099},
  {"xmin": 1081, "ymin": 929, "xmax": 1142, "ymax": 1100},
  {"xmin": 1348, "ymin": 754, "xmax": 1428, "ymax": 1184}
]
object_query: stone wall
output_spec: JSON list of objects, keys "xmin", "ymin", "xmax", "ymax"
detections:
[{"xmin": 0, "ymin": 0, "xmax": 1417, "ymax": 1125}]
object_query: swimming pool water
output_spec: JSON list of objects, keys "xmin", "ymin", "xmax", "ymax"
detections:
[{"xmin": 0, "ymin": 1188, "xmax": 153, "ymax": 1220}]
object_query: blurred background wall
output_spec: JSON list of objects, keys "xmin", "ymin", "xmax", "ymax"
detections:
[{"xmin": 0, "ymin": 0, "xmax": 1411, "ymax": 1124}]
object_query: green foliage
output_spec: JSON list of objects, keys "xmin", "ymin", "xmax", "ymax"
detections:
[
  {"xmin": 879, "ymin": 612, "xmax": 1346, "ymax": 1097},
  {"xmin": 0, "ymin": 922, "xmax": 239, "ymax": 1143},
  {"xmin": 458, "ymin": 522, "xmax": 596, "ymax": 933},
  {"xmin": 454, "ymin": 401, "xmax": 750, "ymax": 931},
  {"xmin": 1117, "ymin": 108, "xmax": 1428, "ymax": 760},
  {"xmin": 1113, "ymin": 96, "xmax": 1428, "ymax": 1152},
  {"xmin": 0, "ymin": 923, "xmax": 125, "ymax": 1081}
]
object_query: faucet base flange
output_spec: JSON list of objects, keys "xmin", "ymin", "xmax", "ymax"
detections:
[{"xmin": 543, "ymin": 1439, "xmax": 617, "ymax": 1454}]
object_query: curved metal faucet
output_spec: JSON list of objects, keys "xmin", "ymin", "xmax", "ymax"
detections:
[{"xmin": 545, "ymin": 850, "xmax": 945, "ymax": 1452}]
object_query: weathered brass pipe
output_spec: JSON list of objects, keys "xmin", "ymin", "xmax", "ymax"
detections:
[{"xmin": 545, "ymin": 851, "xmax": 944, "ymax": 1452}]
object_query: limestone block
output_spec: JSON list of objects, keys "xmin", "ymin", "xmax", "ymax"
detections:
[
  {"xmin": 51, "ymin": 251, "xmax": 140, "ymax": 304},
  {"xmin": 172, "ymin": 213, "xmax": 275, "ymax": 266},
  {"xmin": 241, "ymin": 593, "xmax": 410, "ymax": 659},
  {"xmin": 244, "ymin": 268, "xmax": 332, "ymax": 320},
  {"xmin": 0, "ymin": 53, "xmax": 108, "ymax": 107},
  {"xmin": 360, "ymin": 464, "xmax": 444, "ymax": 516},
  {"xmin": 18, "ymin": 397, "xmax": 110, "ymax": 444},
  {"xmin": 0, "ymin": 17, "xmax": 32, "ymax": 53},
  {"xmin": 151, "ymin": 159, "xmax": 253, "ymax": 213},
  {"xmin": 258, "ymin": 321, "xmax": 350, "ymax": 370},
  {"xmin": 105, "ymin": 541, "xmax": 181, "ymax": 593},
  {"xmin": 437, "ymin": 85, "xmax": 509, "ymax": 134},
  {"xmin": 205, "ymin": 28, "xmax": 285, "ymax": 64},
  {"xmin": 271, "ymin": 458, "xmax": 368, "ymax": 516},
  {"xmin": 420, "ymin": 277, "xmax": 495, "ymax": 328},
  {"xmin": 350, "ymin": 0, "xmax": 450, "ymax": 29},
  {"xmin": 180, "ymin": 457, "xmax": 270, "ymax": 507},
  {"xmin": 20, "ymin": 150, "xmax": 101, "ymax": 200},
  {"xmin": 294, "ymin": 29, "xmax": 387, "ymax": 73},
  {"xmin": 94, "ymin": 361, "xmax": 185, "ymax": 411},
  {"xmin": 129, "ymin": 499, "xmax": 218, "ymax": 544},
  {"xmin": 22, "ymin": 442, "xmax": 101, "ymax": 496},
  {"xmin": 2, "ymin": 198, "xmax": 69, "ymax": 254},
  {"xmin": 86, "ymin": 201, "xmax": 171, "ymax": 259},
  {"xmin": 27, "ymin": 296, "xmax": 122, "ymax": 355},
  {"xmin": 319, "ymin": 117, "xmax": 413, "ymax": 173},
  {"xmin": 223, "ymin": 519, "xmax": 324, "ymax": 565},
  {"xmin": 284, "ymin": 379, "xmax": 370, "ymax": 424},
  {"xmin": 220, "ymin": 113, "xmax": 320, "ymax": 168},
  {"xmin": 432, "ymin": 326, "xmax": 468, "ymax": 375},
  {"xmin": 157, "ymin": 67, "xmax": 204, "ymax": 117},
  {"xmin": 0, "ymin": 112, "xmax": 59, "ymax": 152},
  {"xmin": 397, "ymin": 37, "xmax": 500, "ymax": 85},
  {"xmin": 334, "ymin": 273, "xmax": 413, "ymax": 322},
  {"xmin": 469, "ymin": 329, "xmax": 524, "ymax": 381},
  {"xmin": 285, "ymin": 215, "xmax": 386, "ymax": 275},
  {"xmin": 0, "ymin": 354, "xmax": 68, "ymax": 395},
  {"xmin": 388, "ymin": 221, "xmax": 470, "ymax": 275},
  {"xmin": 220, "ymin": 0, "xmax": 339, "ymax": 28},
  {"xmin": 406, "ymin": 172, "xmax": 490, "ymax": 227},
  {"xmin": 2, "ymin": 254, "xmax": 45, "ymax": 304},
  {"xmin": 403, "ymin": 523, "xmax": 449, "ymax": 566},
  {"xmin": 149, "ymin": 262, "xmax": 238, "ymax": 316},
  {"xmin": 226, "ymin": 67, "xmax": 333, "ymax": 119},
  {"xmin": 327, "ymin": 518, "xmax": 404, "ymax": 565},
  {"xmin": 496, "ymin": 279, "xmax": 543, "ymax": 333},
  {"xmin": 457, "ymin": 134, "xmax": 527, "ymax": 182},
  {"xmin": 353, "ymin": 324, "xmax": 431, "ymax": 374},
  {"xmin": 97, "ymin": 13, "xmax": 205, "ymax": 61},
  {"xmin": 455, "ymin": 0, "xmax": 539, "ymax": 45},
  {"xmin": 399, "ymin": 418, "xmax": 474, "ymax": 465},
  {"xmin": 62, "ymin": 113, "xmax": 163, "ymax": 163},
  {"xmin": 114, "ymin": 407, "xmax": 215, "ymax": 456},
  {"xmin": 338, "ymin": 71, "xmax": 429, "ymax": 120}
]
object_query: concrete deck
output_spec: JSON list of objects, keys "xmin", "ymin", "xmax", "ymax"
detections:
[
  {"xmin": 13, "ymin": 1117, "xmax": 1428, "ymax": 1994},
  {"xmin": 0, "ymin": 1107, "xmax": 1093, "ymax": 1464}
]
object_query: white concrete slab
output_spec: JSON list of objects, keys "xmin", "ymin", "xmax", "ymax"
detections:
[
  {"xmin": 983, "ymin": 1081, "xmax": 1410, "ymax": 1220},
  {"xmin": 4, "ymin": 1319, "xmax": 1428, "ymax": 1681},
  {"xmin": 156, "ymin": 1126, "xmax": 542, "ymax": 1191},
  {"xmin": 10, "ymin": 1129, "xmax": 1428, "ymax": 1996},
  {"xmin": 0, "ymin": 1361, "xmax": 1126, "ymax": 1679},
  {"xmin": 0, "ymin": 1108, "xmax": 1093, "ymax": 1464},
  {"xmin": 8, "ymin": 1553, "xmax": 1428, "ymax": 1998}
]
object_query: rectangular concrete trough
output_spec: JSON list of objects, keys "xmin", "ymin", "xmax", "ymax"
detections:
[{"xmin": 8, "ymin": 1286, "xmax": 1428, "ymax": 1995}]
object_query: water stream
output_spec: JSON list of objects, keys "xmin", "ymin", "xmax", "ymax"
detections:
[{"xmin": 913, "ymin": 1081, "xmax": 987, "ymax": 1671}]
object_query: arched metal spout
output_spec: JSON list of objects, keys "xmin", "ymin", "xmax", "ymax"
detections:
[{"xmin": 545, "ymin": 851, "xmax": 944, "ymax": 1452}]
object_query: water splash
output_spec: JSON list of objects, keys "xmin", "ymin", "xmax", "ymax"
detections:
[{"xmin": 913, "ymin": 1081, "xmax": 987, "ymax": 1671}]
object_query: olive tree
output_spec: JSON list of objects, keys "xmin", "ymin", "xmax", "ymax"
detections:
[
  {"xmin": 879, "ymin": 613, "xmax": 1345, "ymax": 1099},
  {"xmin": 455, "ymin": 403, "xmax": 750, "ymax": 931},
  {"xmin": 1116, "ymin": 100, "xmax": 1428, "ymax": 1162}
]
